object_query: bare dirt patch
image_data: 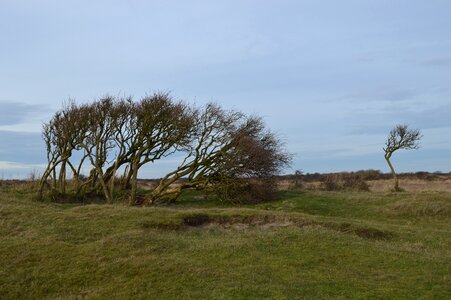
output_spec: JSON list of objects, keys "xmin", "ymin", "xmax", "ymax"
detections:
[
  {"xmin": 182, "ymin": 214, "xmax": 301, "ymax": 229},
  {"xmin": 158, "ymin": 213, "xmax": 396, "ymax": 240}
]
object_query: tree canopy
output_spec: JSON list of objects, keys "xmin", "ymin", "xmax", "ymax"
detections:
[{"xmin": 39, "ymin": 93, "xmax": 291, "ymax": 204}]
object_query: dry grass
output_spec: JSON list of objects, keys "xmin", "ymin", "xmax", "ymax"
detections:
[
  {"xmin": 277, "ymin": 179, "xmax": 321, "ymax": 190},
  {"xmin": 383, "ymin": 193, "xmax": 451, "ymax": 217},
  {"xmin": 368, "ymin": 178, "xmax": 451, "ymax": 193},
  {"xmin": 279, "ymin": 177, "xmax": 451, "ymax": 193}
]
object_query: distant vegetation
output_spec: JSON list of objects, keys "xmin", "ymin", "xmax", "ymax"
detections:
[{"xmin": 282, "ymin": 169, "xmax": 450, "ymax": 182}]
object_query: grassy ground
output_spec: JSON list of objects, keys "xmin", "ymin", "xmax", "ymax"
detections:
[{"xmin": 1, "ymin": 184, "xmax": 450, "ymax": 299}]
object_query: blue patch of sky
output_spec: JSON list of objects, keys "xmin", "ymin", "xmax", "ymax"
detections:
[{"xmin": 0, "ymin": 0, "xmax": 450, "ymax": 178}]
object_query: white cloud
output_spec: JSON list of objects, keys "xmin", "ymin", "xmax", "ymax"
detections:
[{"xmin": 0, "ymin": 161, "xmax": 46, "ymax": 170}]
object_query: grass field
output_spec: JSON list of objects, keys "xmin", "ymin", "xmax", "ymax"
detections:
[{"xmin": 1, "ymin": 183, "xmax": 450, "ymax": 299}]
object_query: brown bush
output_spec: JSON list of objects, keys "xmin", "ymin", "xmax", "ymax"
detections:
[
  {"xmin": 321, "ymin": 173, "xmax": 369, "ymax": 192},
  {"xmin": 212, "ymin": 178, "xmax": 279, "ymax": 204},
  {"xmin": 321, "ymin": 174, "xmax": 342, "ymax": 191}
]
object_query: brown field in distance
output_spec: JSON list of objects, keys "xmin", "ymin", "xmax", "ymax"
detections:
[
  {"xmin": 278, "ymin": 172, "xmax": 451, "ymax": 193},
  {"xmin": 367, "ymin": 178, "xmax": 451, "ymax": 193}
]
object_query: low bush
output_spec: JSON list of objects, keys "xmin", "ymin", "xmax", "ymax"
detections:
[
  {"xmin": 321, "ymin": 173, "xmax": 370, "ymax": 192},
  {"xmin": 212, "ymin": 178, "xmax": 279, "ymax": 204}
]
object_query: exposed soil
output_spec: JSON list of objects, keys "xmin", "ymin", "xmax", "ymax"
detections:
[{"xmin": 139, "ymin": 213, "xmax": 394, "ymax": 240}]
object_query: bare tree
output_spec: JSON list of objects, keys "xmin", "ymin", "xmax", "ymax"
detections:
[
  {"xmin": 294, "ymin": 170, "xmax": 303, "ymax": 188},
  {"xmin": 39, "ymin": 101, "xmax": 89, "ymax": 199},
  {"xmin": 39, "ymin": 97, "xmax": 131, "ymax": 202},
  {"xmin": 146, "ymin": 105, "xmax": 291, "ymax": 204},
  {"xmin": 79, "ymin": 97, "xmax": 127, "ymax": 203},
  {"xmin": 39, "ymin": 93, "xmax": 291, "ymax": 205},
  {"xmin": 383, "ymin": 124, "xmax": 422, "ymax": 191},
  {"xmin": 145, "ymin": 103, "xmax": 242, "ymax": 204},
  {"xmin": 207, "ymin": 116, "xmax": 292, "ymax": 202},
  {"xmin": 126, "ymin": 93, "xmax": 194, "ymax": 205}
]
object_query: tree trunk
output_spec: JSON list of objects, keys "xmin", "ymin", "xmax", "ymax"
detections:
[
  {"xmin": 98, "ymin": 177, "xmax": 112, "ymax": 203},
  {"xmin": 148, "ymin": 175, "xmax": 181, "ymax": 205},
  {"xmin": 93, "ymin": 166, "xmax": 112, "ymax": 203},
  {"xmin": 59, "ymin": 160, "xmax": 67, "ymax": 194},
  {"xmin": 385, "ymin": 155, "xmax": 399, "ymax": 191},
  {"xmin": 67, "ymin": 160, "xmax": 78, "ymax": 193},
  {"xmin": 129, "ymin": 162, "xmax": 139, "ymax": 205},
  {"xmin": 109, "ymin": 165, "xmax": 118, "ymax": 201},
  {"xmin": 123, "ymin": 164, "xmax": 133, "ymax": 189},
  {"xmin": 52, "ymin": 169, "xmax": 57, "ymax": 190},
  {"xmin": 39, "ymin": 158, "xmax": 64, "ymax": 200}
]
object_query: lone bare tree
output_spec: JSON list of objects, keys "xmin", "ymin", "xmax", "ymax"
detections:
[{"xmin": 383, "ymin": 124, "xmax": 422, "ymax": 191}]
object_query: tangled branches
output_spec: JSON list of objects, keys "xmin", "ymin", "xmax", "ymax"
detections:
[{"xmin": 39, "ymin": 93, "xmax": 291, "ymax": 204}]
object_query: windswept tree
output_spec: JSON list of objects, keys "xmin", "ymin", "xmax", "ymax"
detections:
[
  {"xmin": 78, "ymin": 97, "xmax": 127, "ymax": 203},
  {"xmin": 39, "ymin": 100, "xmax": 91, "ymax": 199},
  {"xmin": 146, "ymin": 103, "xmax": 243, "ymax": 203},
  {"xmin": 125, "ymin": 93, "xmax": 194, "ymax": 205},
  {"xmin": 145, "ymin": 104, "xmax": 291, "ymax": 204},
  {"xmin": 207, "ymin": 116, "xmax": 292, "ymax": 202},
  {"xmin": 39, "ymin": 93, "xmax": 291, "ymax": 205},
  {"xmin": 383, "ymin": 124, "xmax": 422, "ymax": 191}
]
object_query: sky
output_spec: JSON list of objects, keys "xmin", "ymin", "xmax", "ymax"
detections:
[{"xmin": 1, "ymin": 0, "xmax": 450, "ymax": 178}]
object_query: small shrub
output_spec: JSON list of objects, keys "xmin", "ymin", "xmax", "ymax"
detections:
[
  {"xmin": 212, "ymin": 178, "xmax": 279, "ymax": 204},
  {"xmin": 321, "ymin": 174, "xmax": 341, "ymax": 191},
  {"xmin": 342, "ymin": 173, "xmax": 370, "ymax": 191},
  {"xmin": 27, "ymin": 169, "xmax": 40, "ymax": 182},
  {"xmin": 355, "ymin": 169, "xmax": 386, "ymax": 180},
  {"xmin": 321, "ymin": 173, "xmax": 369, "ymax": 192},
  {"xmin": 391, "ymin": 186, "xmax": 405, "ymax": 193}
]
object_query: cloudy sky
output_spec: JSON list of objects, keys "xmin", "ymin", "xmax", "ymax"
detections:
[{"xmin": 1, "ymin": 0, "xmax": 450, "ymax": 178}]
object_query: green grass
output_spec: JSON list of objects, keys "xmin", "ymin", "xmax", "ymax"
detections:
[{"xmin": 1, "ymin": 184, "xmax": 450, "ymax": 299}]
